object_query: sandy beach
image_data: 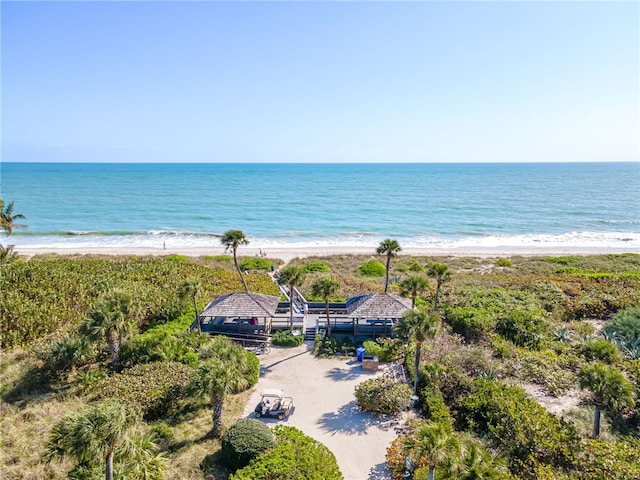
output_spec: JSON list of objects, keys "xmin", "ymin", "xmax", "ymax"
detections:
[{"xmin": 14, "ymin": 245, "xmax": 637, "ymax": 264}]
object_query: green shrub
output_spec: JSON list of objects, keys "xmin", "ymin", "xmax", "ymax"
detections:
[
  {"xmin": 302, "ymin": 261, "xmax": 330, "ymax": 273},
  {"xmin": 230, "ymin": 425, "xmax": 343, "ymax": 480},
  {"xmin": 578, "ymin": 437, "xmax": 640, "ymax": 480},
  {"xmin": 418, "ymin": 386, "xmax": 452, "ymax": 427},
  {"xmin": 357, "ymin": 260, "xmax": 386, "ymax": 277},
  {"xmin": 221, "ymin": 418, "xmax": 276, "ymax": 470},
  {"xmin": 361, "ymin": 338, "xmax": 403, "ymax": 362},
  {"xmin": 354, "ymin": 377, "xmax": 413, "ymax": 415},
  {"xmin": 42, "ymin": 335, "xmax": 93, "ymax": 375},
  {"xmin": 445, "ymin": 306, "xmax": 496, "ymax": 342},
  {"xmin": 120, "ymin": 330, "xmax": 204, "ymax": 368},
  {"xmin": 579, "ymin": 339, "xmax": 621, "ymax": 364},
  {"xmin": 245, "ymin": 350, "xmax": 260, "ymax": 386},
  {"xmin": 94, "ymin": 361, "xmax": 195, "ymax": 419},
  {"xmin": 605, "ymin": 306, "xmax": 640, "ymax": 344},
  {"xmin": 458, "ymin": 379, "xmax": 580, "ymax": 477},
  {"xmin": 271, "ymin": 329, "xmax": 304, "ymax": 347},
  {"xmin": 313, "ymin": 335, "xmax": 355, "ymax": 357},
  {"xmin": 496, "ymin": 258, "xmax": 513, "ymax": 267},
  {"xmin": 496, "ymin": 308, "xmax": 548, "ymax": 350},
  {"xmin": 239, "ymin": 257, "xmax": 272, "ymax": 271}
]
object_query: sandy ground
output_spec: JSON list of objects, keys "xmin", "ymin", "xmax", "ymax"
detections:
[
  {"xmin": 241, "ymin": 343, "xmax": 410, "ymax": 480},
  {"xmin": 14, "ymin": 245, "xmax": 636, "ymax": 264}
]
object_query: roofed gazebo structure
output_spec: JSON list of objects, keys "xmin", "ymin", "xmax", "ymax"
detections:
[
  {"xmin": 198, "ymin": 292, "xmax": 280, "ymax": 336},
  {"xmin": 346, "ymin": 293, "xmax": 412, "ymax": 337}
]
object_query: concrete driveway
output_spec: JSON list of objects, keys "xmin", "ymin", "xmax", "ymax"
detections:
[{"xmin": 242, "ymin": 342, "xmax": 407, "ymax": 480}]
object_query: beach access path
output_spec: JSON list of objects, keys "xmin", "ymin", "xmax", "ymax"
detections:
[{"xmin": 242, "ymin": 343, "xmax": 409, "ymax": 480}]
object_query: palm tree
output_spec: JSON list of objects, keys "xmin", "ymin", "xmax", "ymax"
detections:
[
  {"xmin": 310, "ymin": 276, "xmax": 340, "ymax": 336},
  {"xmin": 46, "ymin": 400, "xmax": 138, "ymax": 480},
  {"xmin": 404, "ymin": 420, "xmax": 460, "ymax": 480},
  {"xmin": 0, "ymin": 198, "xmax": 27, "ymax": 236},
  {"xmin": 394, "ymin": 307, "xmax": 440, "ymax": 394},
  {"xmin": 577, "ymin": 362, "xmax": 635, "ymax": 438},
  {"xmin": 456, "ymin": 436, "xmax": 509, "ymax": 480},
  {"xmin": 221, "ymin": 229, "xmax": 250, "ymax": 292},
  {"xmin": 377, "ymin": 238, "xmax": 402, "ymax": 293},
  {"xmin": 192, "ymin": 360, "xmax": 249, "ymax": 437},
  {"xmin": 399, "ymin": 274, "xmax": 429, "ymax": 309},
  {"xmin": 277, "ymin": 266, "xmax": 306, "ymax": 330},
  {"xmin": 0, "ymin": 244, "xmax": 19, "ymax": 266},
  {"xmin": 179, "ymin": 279, "xmax": 203, "ymax": 332},
  {"xmin": 80, "ymin": 290, "xmax": 136, "ymax": 367},
  {"xmin": 118, "ymin": 432, "xmax": 167, "ymax": 480},
  {"xmin": 427, "ymin": 262, "xmax": 451, "ymax": 312}
]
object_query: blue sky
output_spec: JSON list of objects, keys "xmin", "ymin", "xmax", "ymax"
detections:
[{"xmin": 2, "ymin": 1, "xmax": 638, "ymax": 163}]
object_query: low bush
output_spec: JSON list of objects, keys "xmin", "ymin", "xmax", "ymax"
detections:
[
  {"xmin": 221, "ymin": 418, "xmax": 276, "ymax": 470},
  {"xmin": 579, "ymin": 339, "xmax": 621, "ymax": 364},
  {"xmin": 230, "ymin": 425, "xmax": 343, "ymax": 480},
  {"xmin": 445, "ymin": 306, "xmax": 496, "ymax": 342},
  {"xmin": 495, "ymin": 308, "xmax": 549, "ymax": 350},
  {"xmin": 418, "ymin": 386, "xmax": 452, "ymax": 427},
  {"xmin": 458, "ymin": 379, "xmax": 581, "ymax": 477},
  {"xmin": 302, "ymin": 261, "xmax": 330, "ymax": 273},
  {"xmin": 94, "ymin": 361, "xmax": 195, "ymax": 419},
  {"xmin": 42, "ymin": 335, "xmax": 93, "ymax": 375},
  {"xmin": 239, "ymin": 258, "xmax": 272, "ymax": 271},
  {"xmin": 313, "ymin": 335, "xmax": 355, "ymax": 357},
  {"xmin": 271, "ymin": 329, "xmax": 304, "ymax": 347},
  {"xmin": 119, "ymin": 330, "xmax": 203, "ymax": 368},
  {"xmin": 361, "ymin": 338, "xmax": 403, "ymax": 362},
  {"xmin": 604, "ymin": 306, "xmax": 640, "ymax": 345},
  {"xmin": 496, "ymin": 258, "xmax": 513, "ymax": 267},
  {"xmin": 578, "ymin": 437, "xmax": 640, "ymax": 480},
  {"xmin": 357, "ymin": 260, "xmax": 386, "ymax": 277},
  {"xmin": 354, "ymin": 377, "xmax": 413, "ymax": 415}
]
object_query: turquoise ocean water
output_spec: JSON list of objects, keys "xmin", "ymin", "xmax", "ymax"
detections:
[{"xmin": 1, "ymin": 162, "xmax": 639, "ymax": 251}]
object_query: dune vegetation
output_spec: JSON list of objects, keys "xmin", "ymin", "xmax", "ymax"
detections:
[{"xmin": 1, "ymin": 252, "xmax": 639, "ymax": 479}]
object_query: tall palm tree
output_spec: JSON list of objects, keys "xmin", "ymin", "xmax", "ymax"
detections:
[
  {"xmin": 395, "ymin": 307, "xmax": 440, "ymax": 394},
  {"xmin": 577, "ymin": 362, "xmax": 634, "ymax": 438},
  {"xmin": 221, "ymin": 229, "xmax": 250, "ymax": 292},
  {"xmin": 0, "ymin": 198, "xmax": 27, "ymax": 236},
  {"xmin": 377, "ymin": 238, "xmax": 402, "ymax": 293},
  {"xmin": 405, "ymin": 420, "xmax": 460, "ymax": 480},
  {"xmin": 399, "ymin": 275, "xmax": 429, "ymax": 309},
  {"xmin": 179, "ymin": 279, "xmax": 203, "ymax": 332},
  {"xmin": 192, "ymin": 360, "xmax": 249, "ymax": 437},
  {"xmin": 310, "ymin": 276, "xmax": 340, "ymax": 336},
  {"xmin": 427, "ymin": 262, "xmax": 451, "ymax": 312},
  {"xmin": 46, "ymin": 400, "xmax": 138, "ymax": 480},
  {"xmin": 80, "ymin": 290, "xmax": 136, "ymax": 367},
  {"xmin": 277, "ymin": 266, "xmax": 306, "ymax": 330}
]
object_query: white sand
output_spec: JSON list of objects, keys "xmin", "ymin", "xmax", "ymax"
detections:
[{"xmin": 14, "ymin": 245, "xmax": 636, "ymax": 264}]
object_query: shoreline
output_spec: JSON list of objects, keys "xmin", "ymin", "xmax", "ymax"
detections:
[{"xmin": 14, "ymin": 245, "xmax": 638, "ymax": 264}]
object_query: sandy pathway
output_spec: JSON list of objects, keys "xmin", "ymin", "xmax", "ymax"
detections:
[{"xmin": 242, "ymin": 343, "xmax": 406, "ymax": 480}]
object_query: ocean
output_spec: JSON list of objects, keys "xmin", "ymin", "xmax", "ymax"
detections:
[{"xmin": 1, "ymin": 162, "xmax": 639, "ymax": 252}]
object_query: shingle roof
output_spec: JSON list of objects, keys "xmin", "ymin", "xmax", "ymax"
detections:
[
  {"xmin": 346, "ymin": 293, "xmax": 412, "ymax": 318},
  {"xmin": 200, "ymin": 292, "xmax": 280, "ymax": 318}
]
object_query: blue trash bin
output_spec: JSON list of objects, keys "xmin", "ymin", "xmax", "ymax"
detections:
[{"xmin": 356, "ymin": 346, "xmax": 365, "ymax": 362}]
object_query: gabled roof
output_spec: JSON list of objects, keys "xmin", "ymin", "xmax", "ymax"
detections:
[
  {"xmin": 200, "ymin": 292, "xmax": 280, "ymax": 318},
  {"xmin": 346, "ymin": 293, "xmax": 412, "ymax": 318}
]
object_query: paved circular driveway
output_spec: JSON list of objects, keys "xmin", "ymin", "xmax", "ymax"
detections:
[{"xmin": 242, "ymin": 343, "xmax": 405, "ymax": 480}]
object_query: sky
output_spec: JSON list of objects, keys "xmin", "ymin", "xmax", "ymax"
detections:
[{"xmin": 1, "ymin": 1, "xmax": 639, "ymax": 164}]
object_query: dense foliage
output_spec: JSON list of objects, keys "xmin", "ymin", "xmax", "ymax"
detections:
[
  {"xmin": 361, "ymin": 338, "xmax": 403, "ymax": 362},
  {"xmin": 221, "ymin": 419, "xmax": 276, "ymax": 470},
  {"xmin": 1, "ymin": 256, "xmax": 279, "ymax": 348},
  {"xmin": 357, "ymin": 259, "xmax": 386, "ymax": 277},
  {"xmin": 271, "ymin": 329, "xmax": 304, "ymax": 347},
  {"xmin": 301, "ymin": 261, "xmax": 330, "ymax": 273},
  {"xmin": 354, "ymin": 377, "xmax": 413, "ymax": 415},
  {"xmin": 94, "ymin": 361, "xmax": 195, "ymax": 419},
  {"xmin": 230, "ymin": 425, "xmax": 343, "ymax": 480}
]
